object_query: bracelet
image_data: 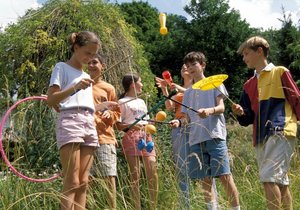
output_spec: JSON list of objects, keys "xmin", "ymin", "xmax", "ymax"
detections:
[
  {"xmin": 212, "ymin": 107, "xmax": 216, "ymax": 115},
  {"xmin": 177, "ymin": 119, "xmax": 182, "ymax": 127}
]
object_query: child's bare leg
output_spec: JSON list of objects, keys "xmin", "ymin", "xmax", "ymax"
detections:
[
  {"xmin": 126, "ymin": 155, "xmax": 141, "ymax": 210},
  {"xmin": 219, "ymin": 174, "xmax": 239, "ymax": 207},
  {"xmin": 143, "ymin": 156, "xmax": 158, "ymax": 209},
  {"xmin": 200, "ymin": 178, "xmax": 217, "ymax": 202},
  {"xmin": 104, "ymin": 176, "xmax": 117, "ymax": 209},
  {"xmin": 280, "ymin": 185, "xmax": 292, "ymax": 210},
  {"xmin": 60, "ymin": 143, "xmax": 81, "ymax": 210},
  {"xmin": 74, "ymin": 146, "xmax": 95, "ymax": 210},
  {"xmin": 263, "ymin": 182, "xmax": 282, "ymax": 210}
]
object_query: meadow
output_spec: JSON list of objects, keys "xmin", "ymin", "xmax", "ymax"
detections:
[{"xmin": 0, "ymin": 102, "xmax": 300, "ymax": 210}]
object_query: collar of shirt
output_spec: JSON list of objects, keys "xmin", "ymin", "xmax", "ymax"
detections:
[{"xmin": 254, "ymin": 63, "xmax": 275, "ymax": 78}]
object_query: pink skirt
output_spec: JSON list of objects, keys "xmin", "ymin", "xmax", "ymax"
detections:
[{"xmin": 122, "ymin": 129, "xmax": 156, "ymax": 157}]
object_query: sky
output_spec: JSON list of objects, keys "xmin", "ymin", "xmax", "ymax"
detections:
[{"xmin": 0, "ymin": 0, "xmax": 299, "ymax": 30}]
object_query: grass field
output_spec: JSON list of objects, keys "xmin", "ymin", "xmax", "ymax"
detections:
[{"xmin": 0, "ymin": 120, "xmax": 300, "ymax": 210}]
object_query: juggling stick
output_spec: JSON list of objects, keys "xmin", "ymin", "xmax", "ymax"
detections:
[
  {"xmin": 118, "ymin": 93, "xmax": 149, "ymax": 106},
  {"xmin": 159, "ymin": 13, "xmax": 168, "ymax": 35},
  {"xmin": 98, "ymin": 93, "xmax": 149, "ymax": 113},
  {"xmin": 98, "ymin": 54, "xmax": 133, "ymax": 78},
  {"xmin": 192, "ymin": 74, "xmax": 235, "ymax": 104},
  {"xmin": 0, "ymin": 96, "xmax": 60, "ymax": 182},
  {"xmin": 71, "ymin": 55, "xmax": 133, "ymax": 96},
  {"xmin": 118, "ymin": 97, "xmax": 137, "ymax": 106},
  {"xmin": 163, "ymin": 96, "xmax": 199, "ymax": 113},
  {"xmin": 135, "ymin": 118, "xmax": 170, "ymax": 125},
  {"xmin": 123, "ymin": 90, "xmax": 177, "ymax": 132}
]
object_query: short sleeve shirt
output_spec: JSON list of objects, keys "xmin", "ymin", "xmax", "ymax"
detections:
[
  {"xmin": 118, "ymin": 97, "xmax": 149, "ymax": 125},
  {"xmin": 182, "ymin": 84, "xmax": 228, "ymax": 146},
  {"xmin": 49, "ymin": 62, "xmax": 95, "ymax": 112}
]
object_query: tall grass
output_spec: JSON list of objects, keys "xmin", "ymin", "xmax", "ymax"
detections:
[{"xmin": 1, "ymin": 101, "xmax": 300, "ymax": 209}]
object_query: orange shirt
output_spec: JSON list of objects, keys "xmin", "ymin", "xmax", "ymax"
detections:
[
  {"xmin": 173, "ymin": 92, "xmax": 185, "ymax": 119},
  {"xmin": 93, "ymin": 80, "xmax": 120, "ymax": 145}
]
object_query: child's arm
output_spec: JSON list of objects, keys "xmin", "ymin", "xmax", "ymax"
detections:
[
  {"xmin": 47, "ymin": 78, "xmax": 94, "ymax": 107},
  {"xmin": 198, "ymin": 95, "xmax": 225, "ymax": 118},
  {"xmin": 169, "ymin": 113, "xmax": 189, "ymax": 128},
  {"xmin": 115, "ymin": 122, "xmax": 143, "ymax": 131},
  {"xmin": 171, "ymin": 83, "xmax": 187, "ymax": 93},
  {"xmin": 95, "ymin": 101, "xmax": 119, "ymax": 112},
  {"xmin": 156, "ymin": 77, "xmax": 174, "ymax": 111},
  {"xmin": 231, "ymin": 90, "xmax": 255, "ymax": 126},
  {"xmin": 108, "ymin": 88, "xmax": 122, "ymax": 124},
  {"xmin": 281, "ymin": 70, "xmax": 300, "ymax": 120}
]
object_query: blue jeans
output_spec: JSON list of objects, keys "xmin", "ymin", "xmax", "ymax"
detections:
[
  {"xmin": 171, "ymin": 127, "xmax": 190, "ymax": 209},
  {"xmin": 189, "ymin": 138, "xmax": 231, "ymax": 179}
]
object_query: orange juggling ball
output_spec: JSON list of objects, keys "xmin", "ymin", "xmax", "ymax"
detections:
[
  {"xmin": 145, "ymin": 124, "xmax": 157, "ymax": 134},
  {"xmin": 155, "ymin": 111, "xmax": 167, "ymax": 121}
]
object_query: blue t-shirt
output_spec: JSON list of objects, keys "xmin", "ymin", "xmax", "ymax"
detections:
[{"xmin": 181, "ymin": 84, "xmax": 228, "ymax": 146}]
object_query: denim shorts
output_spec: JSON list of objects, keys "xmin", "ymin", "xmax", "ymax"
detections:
[
  {"xmin": 189, "ymin": 138, "xmax": 231, "ymax": 179},
  {"xmin": 56, "ymin": 108, "xmax": 99, "ymax": 150}
]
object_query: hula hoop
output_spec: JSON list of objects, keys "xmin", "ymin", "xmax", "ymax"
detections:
[{"xmin": 0, "ymin": 96, "xmax": 60, "ymax": 182}]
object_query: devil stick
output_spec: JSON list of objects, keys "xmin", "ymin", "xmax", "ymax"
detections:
[
  {"xmin": 123, "ymin": 90, "xmax": 177, "ymax": 132},
  {"xmin": 71, "ymin": 55, "xmax": 132, "ymax": 96}
]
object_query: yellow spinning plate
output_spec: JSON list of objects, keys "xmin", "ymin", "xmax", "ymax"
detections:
[
  {"xmin": 192, "ymin": 74, "xmax": 228, "ymax": 90},
  {"xmin": 192, "ymin": 74, "xmax": 235, "ymax": 104}
]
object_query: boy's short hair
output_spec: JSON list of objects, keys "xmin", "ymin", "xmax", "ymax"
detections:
[
  {"xmin": 183, "ymin": 51, "xmax": 207, "ymax": 65},
  {"xmin": 237, "ymin": 36, "xmax": 270, "ymax": 57},
  {"xmin": 94, "ymin": 53, "xmax": 105, "ymax": 64}
]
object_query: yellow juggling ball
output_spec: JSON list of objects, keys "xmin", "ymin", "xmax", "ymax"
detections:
[
  {"xmin": 155, "ymin": 111, "xmax": 167, "ymax": 121},
  {"xmin": 145, "ymin": 124, "xmax": 157, "ymax": 134}
]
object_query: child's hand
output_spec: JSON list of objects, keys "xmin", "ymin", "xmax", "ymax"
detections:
[
  {"xmin": 95, "ymin": 101, "xmax": 119, "ymax": 111},
  {"xmin": 169, "ymin": 119, "xmax": 180, "ymax": 128},
  {"xmin": 231, "ymin": 103, "xmax": 244, "ymax": 116},
  {"xmin": 155, "ymin": 77, "xmax": 168, "ymax": 89},
  {"xmin": 53, "ymin": 104, "xmax": 60, "ymax": 112},
  {"xmin": 101, "ymin": 110, "xmax": 111, "ymax": 119},
  {"xmin": 171, "ymin": 83, "xmax": 186, "ymax": 92},
  {"xmin": 74, "ymin": 78, "xmax": 94, "ymax": 90},
  {"xmin": 197, "ymin": 108, "xmax": 210, "ymax": 118},
  {"xmin": 169, "ymin": 83, "xmax": 178, "ymax": 91}
]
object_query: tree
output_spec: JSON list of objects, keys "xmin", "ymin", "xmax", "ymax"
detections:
[
  {"xmin": 118, "ymin": 1, "xmax": 191, "ymax": 79},
  {"xmin": 184, "ymin": 0, "xmax": 255, "ymax": 101},
  {"xmin": 276, "ymin": 9, "xmax": 300, "ymax": 82},
  {"xmin": 0, "ymin": 0, "xmax": 156, "ymax": 104},
  {"xmin": 118, "ymin": 0, "xmax": 257, "ymax": 101},
  {"xmin": 0, "ymin": 0, "xmax": 157, "ymax": 183}
]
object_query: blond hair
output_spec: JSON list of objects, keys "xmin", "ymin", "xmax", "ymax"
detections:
[{"xmin": 237, "ymin": 36, "xmax": 270, "ymax": 57}]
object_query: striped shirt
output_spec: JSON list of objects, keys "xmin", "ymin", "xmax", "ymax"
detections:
[{"xmin": 237, "ymin": 63, "xmax": 300, "ymax": 146}]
